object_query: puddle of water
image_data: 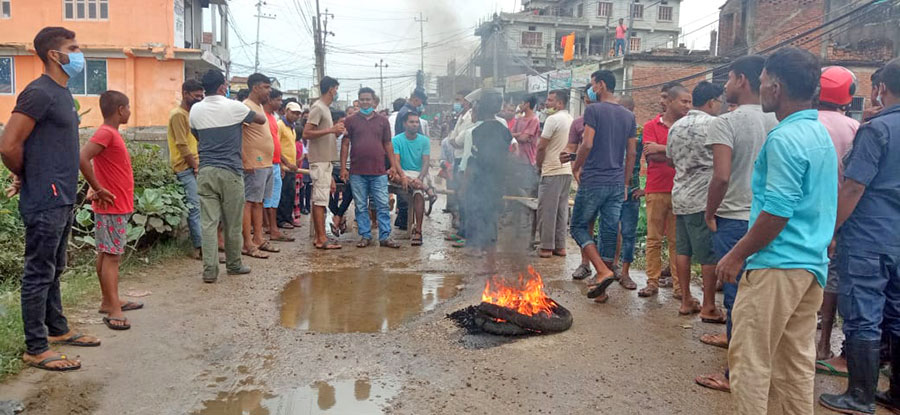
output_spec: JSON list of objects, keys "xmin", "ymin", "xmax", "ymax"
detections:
[
  {"xmin": 280, "ymin": 270, "xmax": 463, "ymax": 333},
  {"xmin": 195, "ymin": 378, "xmax": 398, "ymax": 415}
]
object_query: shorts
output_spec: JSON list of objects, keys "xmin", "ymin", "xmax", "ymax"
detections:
[
  {"xmin": 403, "ymin": 169, "xmax": 432, "ymax": 197},
  {"xmin": 309, "ymin": 161, "xmax": 333, "ymax": 207},
  {"xmin": 243, "ymin": 167, "xmax": 274, "ymax": 203},
  {"xmin": 675, "ymin": 212, "xmax": 717, "ymax": 265},
  {"xmin": 263, "ymin": 164, "xmax": 283, "ymax": 208},
  {"xmin": 95, "ymin": 212, "xmax": 130, "ymax": 255},
  {"xmin": 824, "ymin": 259, "xmax": 839, "ymax": 294}
]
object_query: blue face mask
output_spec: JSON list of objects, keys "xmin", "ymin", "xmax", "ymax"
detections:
[
  {"xmin": 55, "ymin": 51, "xmax": 85, "ymax": 78},
  {"xmin": 453, "ymin": 103, "xmax": 463, "ymax": 113},
  {"xmin": 587, "ymin": 88, "xmax": 597, "ymax": 103},
  {"xmin": 359, "ymin": 107, "xmax": 374, "ymax": 115},
  {"xmin": 417, "ymin": 104, "xmax": 425, "ymax": 113}
]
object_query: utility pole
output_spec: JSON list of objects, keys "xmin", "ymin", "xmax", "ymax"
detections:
[
  {"xmin": 415, "ymin": 13, "xmax": 428, "ymax": 73},
  {"xmin": 253, "ymin": 1, "xmax": 275, "ymax": 73},
  {"xmin": 625, "ymin": 0, "xmax": 636, "ymax": 57},
  {"xmin": 375, "ymin": 59, "xmax": 389, "ymax": 107},
  {"xmin": 313, "ymin": 0, "xmax": 334, "ymax": 89},
  {"xmin": 491, "ymin": 17, "xmax": 499, "ymax": 85}
]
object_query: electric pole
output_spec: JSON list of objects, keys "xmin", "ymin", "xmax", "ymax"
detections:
[
  {"xmin": 625, "ymin": 0, "xmax": 636, "ymax": 57},
  {"xmin": 253, "ymin": 1, "xmax": 275, "ymax": 73},
  {"xmin": 313, "ymin": 0, "xmax": 334, "ymax": 90},
  {"xmin": 415, "ymin": 13, "xmax": 428, "ymax": 73},
  {"xmin": 375, "ymin": 59, "xmax": 389, "ymax": 107}
]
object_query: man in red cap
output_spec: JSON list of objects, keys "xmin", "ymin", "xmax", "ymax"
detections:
[{"xmin": 815, "ymin": 66, "xmax": 860, "ymax": 377}]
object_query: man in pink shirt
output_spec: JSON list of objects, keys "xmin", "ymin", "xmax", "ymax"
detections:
[
  {"xmin": 511, "ymin": 95, "xmax": 541, "ymax": 166},
  {"xmin": 615, "ymin": 18, "xmax": 627, "ymax": 57},
  {"xmin": 815, "ymin": 66, "xmax": 861, "ymax": 375}
]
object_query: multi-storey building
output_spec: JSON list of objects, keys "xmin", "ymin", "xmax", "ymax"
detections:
[{"xmin": 0, "ymin": 0, "xmax": 230, "ymax": 128}]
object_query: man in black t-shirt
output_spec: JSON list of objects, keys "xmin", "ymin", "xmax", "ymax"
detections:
[{"xmin": 0, "ymin": 27, "xmax": 103, "ymax": 372}]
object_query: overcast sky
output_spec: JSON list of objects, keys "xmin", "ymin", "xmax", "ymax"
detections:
[{"xmin": 226, "ymin": 0, "xmax": 726, "ymax": 104}]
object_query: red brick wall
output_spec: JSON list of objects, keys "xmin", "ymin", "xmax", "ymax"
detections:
[
  {"xmin": 826, "ymin": 42, "xmax": 894, "ymax": 63},
  {"xmin": 717, "ymin": 0, "xmax": 744, "ymax": 55},
  {"xmin": 628, "ymin": 62, "xmax": 717, "ymax": 125},
  {"xmin": 753, "ymin": 0, "xmax": 825, "ymax": 53}
]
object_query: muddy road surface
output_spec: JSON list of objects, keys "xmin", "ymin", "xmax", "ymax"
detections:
[{"xmin": 0, "ymin": 199, "xmax": 873, "ymax": 414}]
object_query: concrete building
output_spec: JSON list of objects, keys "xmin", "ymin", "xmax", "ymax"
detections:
[
  {"xmin": 0, "ymin": 0, "xmax": 230, "ymax": 128},
  {"xmin": 475, "ymin": 0, "xmax": 683, "ymax": 79}
]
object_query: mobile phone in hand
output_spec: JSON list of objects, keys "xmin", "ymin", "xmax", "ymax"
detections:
[{"xmin": 566, "ymin": 152, "xmax": 577, "ymax": 162}]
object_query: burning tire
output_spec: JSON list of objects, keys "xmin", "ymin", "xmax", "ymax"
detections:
[
  {"xmin": 472, "ymin": 315, "xmax": 533, "ymax": 336},
  {"xmin": 477, "ymin": 300, "xmax": 573, "ymax": 334}
]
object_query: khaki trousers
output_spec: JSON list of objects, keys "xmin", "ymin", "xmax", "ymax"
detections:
[
  {"xmin": 728, "ymin": 268, "xmax": 823, "ymax": 415},
  {"xmin": 645, "ymin": 192, "xmax": 678, "ymax": 287}
]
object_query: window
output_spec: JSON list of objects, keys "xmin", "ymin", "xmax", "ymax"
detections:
[
  {"xmin": 66, "ymin": 59, "xmax": 107, "ymax": 95},
  {"xmin": 630, "ymin": 37, "xmax": 642, "ymax": 52},
  {"xmin": 631, "ymin": 2, "xmax": 644, "ymax": 19},
  {"xmin": 1, "ymin": 0, "xmax": 10, "ymax": 18},
  {"xmin": 521, "ymin": 31, "xmax": 543, "ymax": 48},
  {"xmin": 576, "ymin": 3, "xmax": 583, "ymax": 18},
  {"xmin": 598, "ymin": 2, "xmax": 612, "ymax": 17},
  {"xmin": 658, "ymin": 6, "xmax": 673, "ymax": 21},
  {"xmin": 64, "ymin": 0, "xmax": 108, "ymax": 20},
  {"xmin": 0, "ymin": 57, "xmax": 13, "ymax": 94}
]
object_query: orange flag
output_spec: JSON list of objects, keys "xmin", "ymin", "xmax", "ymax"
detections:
[{"xmin": 562, "ymin": 32, "xmax": 575, "ymax": 62}]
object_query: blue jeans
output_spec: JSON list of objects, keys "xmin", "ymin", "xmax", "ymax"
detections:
[
  {"xmin": 712, "ymin": 216, "xmax": 749, "ymax": 341},
  {"xmin": 838, "ymin": 249, "xmax": 900, "ymax": 342},
  {"xmin": 176, "ymin": 169, "xmax": 202, "ymax": 248},
  {"xmin": 21, "ymin": 206, "xmax": 73, "ymax": 355},
  {"xmin": 615, "ymin": 38, "xmax": 626, "ymax": 56},
  {"xmin": 570, "ymin": 185, "xmax": 622, "ymax": 261},
  {"xmin": 350, "ymin": 174, "xmax": 391, "ymax": 241},
  {"xmin": 619, "ymin": 196, "xmax": 641, "ymax": 263}
]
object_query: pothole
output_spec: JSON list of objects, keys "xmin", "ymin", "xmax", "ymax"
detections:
[
  {"xmin": 280, "ymin": 270, "xmax": 464, "ymax": 333},
  {"xmin": 194, "ymin": 377, "xmax": 399, "ymax": 414}
]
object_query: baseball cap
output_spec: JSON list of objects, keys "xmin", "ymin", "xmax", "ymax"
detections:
[{"xmin": 285, "ymin": 101, "xmax": 303, "ymax": 113}]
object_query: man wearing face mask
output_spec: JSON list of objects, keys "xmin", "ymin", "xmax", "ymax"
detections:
[
  {"xmin": 1, "ymin": 27, "xmax": 102, "ymax": 371},
  {"xmin": 341, "ymin": 87, "xmax": 402, "ymax": 248},
  {"xmin": 393, "ymin": 88, "xmax": 428, "ymax": 231},
  {"xmin": 167, "ymin": 79, "xmax": 205, "ymax": 260}
]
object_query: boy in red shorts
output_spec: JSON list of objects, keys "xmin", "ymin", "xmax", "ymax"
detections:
[{"xmin": 79, "ymin": 90, "xmax": 139, "ymax": 331}]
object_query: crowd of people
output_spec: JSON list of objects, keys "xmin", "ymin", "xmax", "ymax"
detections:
[{"xmin": 3, "ymin": 25, "xmax": 900, "ymax": 415}]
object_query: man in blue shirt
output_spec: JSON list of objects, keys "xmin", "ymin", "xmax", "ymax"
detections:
[
  {"xmin": 717, "ymin": 47, "xmax": 837, "ymax": 414},
  {"xmin": 392, "ymin": 112, "xmax": 431, "ymax": 246},
  {"xmin": 820, "ymin": 58, "xmax": 900, "ymax": 415}
]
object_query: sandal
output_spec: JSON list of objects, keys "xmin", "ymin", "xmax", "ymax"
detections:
[
  {"xmin": 411, "ymin": 232, "xmax": 423, "ymax": 246},
  {"xmin": 315, "ymin": 240, "xmax": 342, "ymax": 250},
  {"xmin": 593, "ymin": 293, "xmax": 609, "ymax": 304},
  {"xmin": 700, "ymin": 333, "xmax": 729, "ymax": 349},
  {"xmin": 258, "ymin": 242, "xmax": 280, "ymax": 253},
  {"xmin": 586, "ymin": 277, "xmax": 615, "ymax": 299},
  {"xmin": 26, "ymin": 354, "xmax": 81, "ymax": 372},
  {"xmin": 380, "ymin": 239, "xmax": 401, "ymax": 249},
  {"xmin": 329, "ymin": 222, "xmax": 341, "ymax": 236},
  {"xmin": 638, "ymin": 284, "xmax": 659, "ymax": 297},
  {"xmin": 451, "ymin": 239, "xmax": 466, "ymax": 248},
  {"xmin": 679, "ymin": 298, "xmax": 702, "ymax": 315},
  {"xmin": 701, "ymin": 309, "xmax": 727, "ymax": 324},
  {"xmin": 103, "ymin": 316, "xmax": 131, "ymax": 331},
  {"xmin": 50, "ymin": 333, "xmax": 101, "ymax": 347},
  {"xmin": 270, "ymin": 234, "xmax": 296, "ymax": 242},
  {"xmin": 816, "ymin": 359, "xmax": 849, "ymax": 377},
  {"xmin": 618, "ymin": 274, "xmax": 637, "ymax": 290},
  {"xmin": 356, "ymin": 238, "xmax": 371, "ymax": 248},
  {"xmin": 538, "ymin": 250, "xmax": 552, "ymax": 258},
  {"xmin": 695, "ymin": 373, "xmax": 731, "ymax": 393},
  {"xmin": 242, "ymin": 248, "xmax": 270, "ymax": 259},
  {"xmin": 98, "ymin": 301, "xmax": 143, "ymax": 314}
]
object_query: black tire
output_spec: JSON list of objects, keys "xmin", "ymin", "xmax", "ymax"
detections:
[
  {"xmin": 477, "ymin": 300, "xmax": 573, "ymax": 333},
  {"xmin": 474, "ymin": 316, "xmax": 533, "ymax": 336}
]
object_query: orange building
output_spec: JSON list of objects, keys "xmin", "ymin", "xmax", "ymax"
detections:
[{"xmin": 0, "ymin": 0, "xmax": 230, "ymax": 128}]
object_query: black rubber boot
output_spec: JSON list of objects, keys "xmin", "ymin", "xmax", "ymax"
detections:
[
  {"xmin": 876, "ymin": 334, "xmax": 900, "ymax": 413},
  {"xmin": 819, "ymin": 338, "xmax": 881, "ymax": 414}
]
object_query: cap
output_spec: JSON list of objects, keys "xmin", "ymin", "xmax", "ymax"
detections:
[
  {"xmin": 285, "ymin": 102, "xmax": 303, "ymax": 113},
  {"xmin": 819, "ymin": 66, "xmax": 857, "ymax": 106}
]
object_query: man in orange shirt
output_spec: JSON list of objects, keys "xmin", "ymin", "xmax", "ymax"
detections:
[
  {"xmin": 241, "ymin": 73, "xmax": 277, "ymax": 258},
  {"xmin": 615, "ymin": 18, "xmax": 627, "ymax": 57}
]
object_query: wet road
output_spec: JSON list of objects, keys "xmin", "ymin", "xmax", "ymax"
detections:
[{"xmin": 0, "ymin": 190, "xmax": 880, "ymax": 414}]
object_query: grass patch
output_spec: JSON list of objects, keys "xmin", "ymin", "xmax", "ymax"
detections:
[{"xmin": 0, "ymin": 239, "xmax": 189, "ymax": 381}]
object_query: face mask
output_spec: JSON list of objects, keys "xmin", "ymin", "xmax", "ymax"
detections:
[
  {"xmin": 54, "ymin": 51, "xmax": 85, "ymax": 78},
  {"xmin": 453, "ymin": 103, "xmax": 463, "ymax": 113},
  {"xmin": 359, "ymin": 107, "xmax": 374, "ymax": 115},
  {"xmin": 545, "ymin": 108, "xmax": 558, "ymax": 115},
  {"xmin": 587, "ymin": 88, "xmax": 598, "ymax": 102},
  {"xmin": 417, "ymin": 105, "xmax": 425, "ymax": 113}
]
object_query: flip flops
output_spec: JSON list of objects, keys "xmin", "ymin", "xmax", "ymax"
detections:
[
  {"xmin": 701, "ymin": 309, "xmax": 727, "ymax": 324},
  {"xmin": 270, "ymin": 234, "xmax": 296, "ymax": 242},
  {"xmin": 26, "ymin": 354, "xmax": 81, "ymax": 372},
  {"xmin": 315, "ymin": 240, "xmax": 342, "ymax": 250},
  {"xmin": 700, "ymin": 333, "xmax": 729, "ymax": 349},
  {"xmin": 695, "ymin": 373, "xmax": 731, "ymax": 393},
  {"xmin": 816, "ymin": 360, "xmax": 849, "ymax": 377},
  {"xmin": 98, "ymin": 301, "xmax": 143, "ymax": 314},
  {"xmin": 586, "ymin": 277, "xmax": 616, "ymax": 299},
  {"xmin": 242, "ymin": 249, "xmax": 269, "ymax": 259},
  {"xmin": 258, "ymin": 241, "xmax": 280, "ymax": 253},
  {"xmin": 50, "ymin": 333, "xmax": 100, "ymax": 347},
  {"xmin": 103, "ymin": 316, "xmax": 131, "ymax": 331},
  {"xmin": 679, "ymin": 298, "xmax": 702, "ymax": 315}
]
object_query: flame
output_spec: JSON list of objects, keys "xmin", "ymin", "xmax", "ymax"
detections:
[{"xmin": 481, "ymin": 265, "xmax": 557, "ymax": 317}]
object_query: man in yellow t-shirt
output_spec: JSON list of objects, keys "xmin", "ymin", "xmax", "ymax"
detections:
[
  {"xmin": 276, "ymin": 101, "xmax": 302, "ymax": 228},
  {"xmin": 166, "ymin": 79, "xmax": 205, "ymax": 259}
]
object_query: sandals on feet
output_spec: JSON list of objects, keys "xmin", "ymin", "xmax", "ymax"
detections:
[
  {"xmin": 638, "ymin": 284, "xmax": 659, "ymax": 297},
  {"xmin": 700, "ymin": 333, "xmax": 729, "ymax": 349},
  {"xmin": 679, "ymin": 298, "xmax": 702, "ymax": 315},
  {"xmin": 695, "ymin": 373, "xmax": 731, "ymax": 393},
  {"xmin": 26, "ymin": 354, "xmax": 81, "ymax": 372},
  {"xmin": 701, "ymin": 309, "xmax": 727, "ymax": 324},
  {"xmin": 98, "ymin": 301, "xmax": 143, "ymax": 314},
  {"xmin": 380, "ymin": 239, "xmax": 401, "ymax": 249},
  {"xmin": 258, "ymin": 241, "xmax": 280, "ymax": 253},
  {"xmin": 270, "ymin": 234, "xmax": 296, "ymax": 242},
  {"xmin": 242, "ymin": 248, "xmax": 269, "ymax": 259},
  {"xmin": 103, "ymin": 316, "xmax": 131, "ymax": 331},
  {"xmin": 618, "ymin": 275, "xmax": 637, "ymax": 290},
  {"xmin": 315, "ymin": 240, "xmax": 342, "ymax": 250},
  {"xmin": 356, "ymin": 238, "xmax": 371, "ymax": 248},
  {"xmin": 50, "ymin": 333, "xmax": 100, "ymax": 347},
  {"xmin": 586, "ymin": 277, "xmax": 616, "ymax": 299},
  {"xmin": 816, "ymin": 359, "xmax": 849, "ymax": 377}
]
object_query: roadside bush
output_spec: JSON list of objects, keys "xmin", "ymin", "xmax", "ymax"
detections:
[{"xmin": 0, "ymin": 171, "xmax": 24, "ymax": 283}]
